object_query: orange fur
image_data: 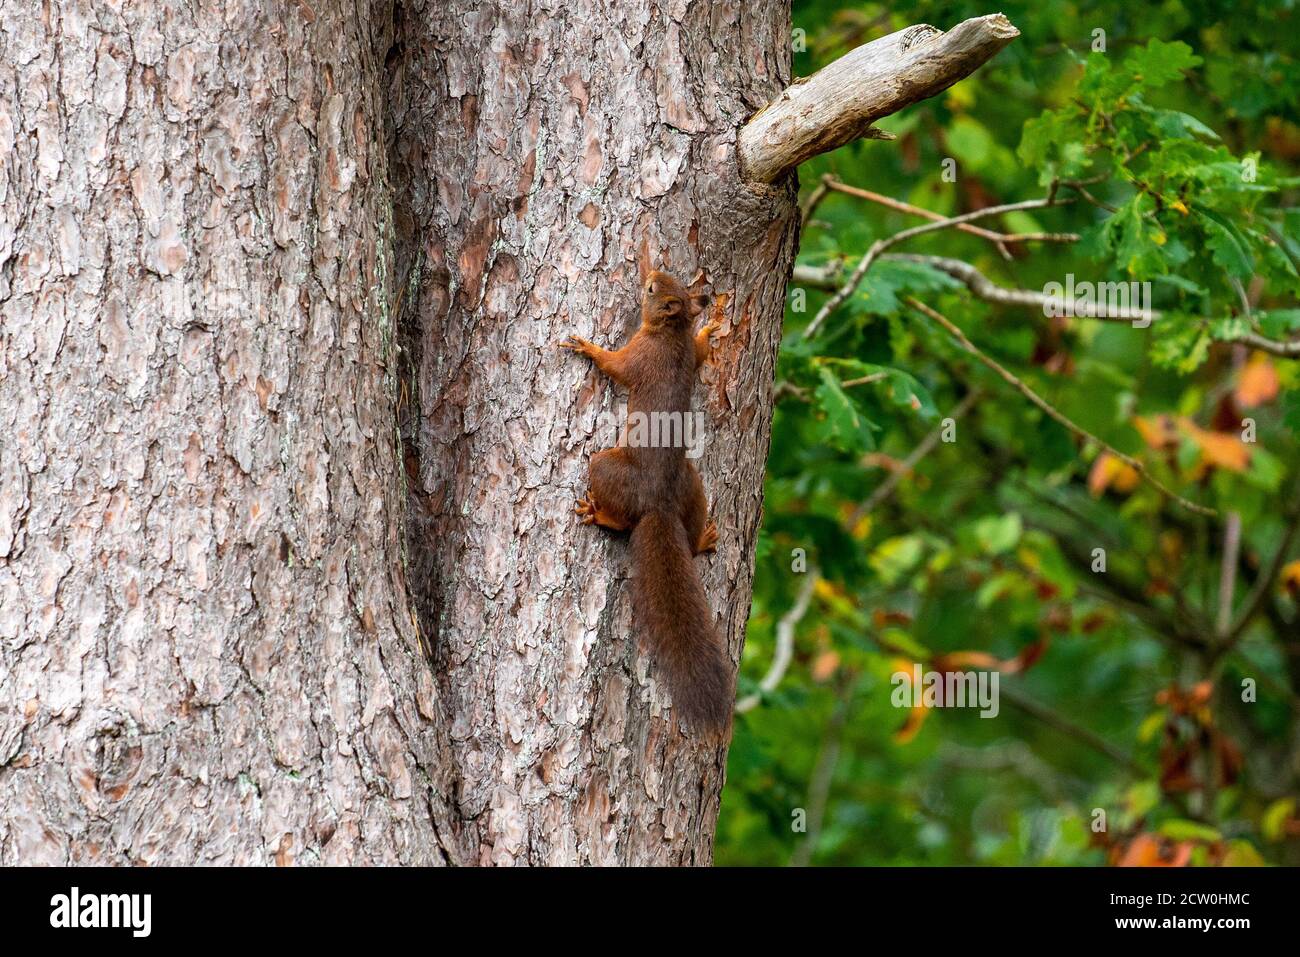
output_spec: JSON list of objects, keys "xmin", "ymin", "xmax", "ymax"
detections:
[{"xmin": 560, "ymin": 270, "xmax": 733, "ymax": 736}]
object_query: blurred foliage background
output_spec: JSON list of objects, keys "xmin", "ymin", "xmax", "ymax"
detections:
[{"xmin": 717, "ymin": 0, "xmax": 1300, "ymax": 866}]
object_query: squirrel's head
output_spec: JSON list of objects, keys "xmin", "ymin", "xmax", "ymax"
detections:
[{"xmin": 642, "ymin": 270, "xmax": 710, "ymax": 329}]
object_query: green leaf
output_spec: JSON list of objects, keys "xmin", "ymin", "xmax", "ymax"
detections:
[
  {"xmin": 1150, "ymin": 108, "xmax": 1219, "ymax": 142},
  {"xmin": 814, "ymin": 367, "xmax": 876, "ymax": 453},
  {"xmin": 1157, "ymin": 819, "xmax": 1222, "ymax": 843},
  {"xmin": 1151, "ymin": 315, "xmax": 1212, "ymax": 372},
  {"xmin": 1123, "ymin": 39, "xmax": 1203, "ymax": 88},
  {"xmin": 1198, "ymin": 209, "xmax": 1255, "ymax": 278},
  {"xmin": 1262, "ymin": 798, "xmax": 1296, "ymax": 842},
  {"xmin": 869, "ymin": 535, "xmax": 926, "ymax": 586},
  {"xmin": 971, "ymin": 514, "xmax": 1023, "ymax": 555},
  {"xmin": 1126, "ymin": 780, "xmax": 1162, "ymax": 817},
  {"xmin": 1285, "ymin": 392, "xmax": 1300, "ymax": 434},
  {"xmin": 848, "ymin": 259, "xmax": 961, "ymax": 317},
  {"xmin": 819, "ymin": 358, "xmax": 937, "ymax": 419},
  {"xmin": 1221, "ymin": 841, "xmax": 1266, "ymax": 866},
  {"xmin": 1258, "ymin": 309, "xmax": 1300, "ymax": 338}
]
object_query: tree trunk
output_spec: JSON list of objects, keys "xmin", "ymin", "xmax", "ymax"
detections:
[
  {"xmin": 0, "ymin": 0, "xmax": 458, "ymax": 865},
  {"xmin": 0, "ymin": 0, "xmax": 797, "ymax": 866},
  {"xmin": 390, "ymin": 0, "xmax": 798, "ymax": 864}
]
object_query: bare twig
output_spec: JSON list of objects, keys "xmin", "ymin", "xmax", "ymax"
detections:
[
  {"xmin": 890, "ymin": 254, "xmax": 1154, "ymax": 322},
  {"xmin": 804, "ymin": 196, "xmax": 1073, "ymax": 339},
  {"xmin": 841, "ymin": 372, "xmax": 889, "ymax": 388},
  {"xmin": 1231, "ymin": 332, "xmax": 1300, "ymax": 358},
  {"xmin": 791, "ymin": 262, "xmax": 844, "ymax": 290},
  {"xmin": 850, "ymin": 388, "xmax": 983, "ymax": 523},
  {"xmin": 1000, "ymin": 685, "xmax": 1145, "ymax": 775},
  {"xmin": 1216, "ymin": 511, "xmax": 1242, "ymax": 638},
  {"xmin": 797, "ymin": 255, "xmax": 1153, "ymax": 321},
  {"xmin": 800, "ymin": 179, "xmax": 833, "ymax": 224},
  {"xmin": 772, "ymin": 372, "xmax": 884, "ymax": 403},
  {"xmin": 736, "ymin": 571, "xmax": 818, "ymax": 714},
  {"xmin": 772, "ymin": 380, "xmax": 810, "ymax": 403},
  {"xmin": 795, "ymin": 257, "xmax": 1300, "ymax": 357},
  {"xmin": 789, "ymin": 674, "xmax": 856, "ymax": 867},
  {"xmin": 906, "ymin": 296, "xmax": 1217, "ymax": 517},
  {"xmin": 822, "ymin": 178, "xmax": 1016, "ymax": 253},
  {"xmin": 1220, "ymin": 502, "xmax": 1300, "ymax": 651}
]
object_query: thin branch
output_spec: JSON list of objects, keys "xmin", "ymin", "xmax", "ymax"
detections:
[
  {"xmin": 1216, "ymin": 511, "xmax": 1242, "ymax": 638},
  {"xmin": 841, "ymin": 372, "xmax": 889, "ymax": 388},
  {"xmin": 1000, "ymin": 685, "xmax": 1146, "ymax": 775},
  {"xmin": 739, "ymin": 15, "xmax": 1020, "ymax": 184},
  {"xmin": 1220, "ymin": 503, "xmax": 1300, "ymax": 651},
  {"xmin": 789, "ymin": 674, "xmax": 856, "ymax": 867},
  {"xmin": 736, "ymin": 571, "xmax": 818, "ymax": 714},
  {"xmin": 889, "ymin": 254, "xmax": 1153, "ymax": 322},
  {"xmin": 906, "ymin": 296, "xmax": 1217, "ymax": 517},
  {"xmin": 822, "ymin": 178, "xmax": 1016, "ymax": 253},
  {"xmin": 794, "ymin": 255, "xmax": 1300, "ymax": 357},
  {"xmin": 1231, "ymin": 331, "xmax": 1300, "ymax": 358},
  {"xmin": 791, "ymin": 262, "xmax": 843, "ymax": 290},
  {"xmin": 1068, "ymin": 182, "xmax": 1119, "ymax": 214},
  {"xmin": 800, "ymin": 178, "xmax": 833, "ymax": 224},
  {"xmin": 772, "ymin": 380, "xmax": 810, "ymax": 403},
  {"xmin": 772, "ymin": 372, "xmax": 884, "ymax": 403},
  {"xmin": 799, "ymin": 254, "xmax": 1150, "ymax": 322},
  {"xmin": 850, "ymin": 388, "xmax": 983, "ymax": 523},
  {"xmin": 803, "ymin": 196, "xmax": 1072, "ymax": 339}
]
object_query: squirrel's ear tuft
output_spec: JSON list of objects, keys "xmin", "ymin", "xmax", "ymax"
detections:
[{"xmin": 689, "ymin": 293, "xmax": 711, "ymax": 317}]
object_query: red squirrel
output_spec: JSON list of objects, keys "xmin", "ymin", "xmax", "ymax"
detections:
[{"xmin": 559, "ymin": 270, "xmax": 734, "ymax": 735}]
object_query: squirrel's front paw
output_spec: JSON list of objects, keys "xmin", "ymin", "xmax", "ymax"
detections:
[{"xmin": 559, "ymin": 335, "xmax": 597, "ymax": 357}]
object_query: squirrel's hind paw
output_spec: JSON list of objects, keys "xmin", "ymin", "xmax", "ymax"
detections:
[
  {"xmin": 575, "ymin": 494, "xmax": 600, "ymax": 524},
  {"xmin": 695, "ymin": 519, "xmax": 719, "ymax": 554}
]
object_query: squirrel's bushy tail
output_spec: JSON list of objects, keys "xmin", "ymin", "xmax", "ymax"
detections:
[{"xmin": 630, "ymin": 510, "xmax": 734, "ymax": 735}]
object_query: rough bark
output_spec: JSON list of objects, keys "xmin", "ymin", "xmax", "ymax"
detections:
[
  {"xmin": 391, "ymin": 0, "xmax": 799, "ymax": 865},
  {"xmin": 0, "ymin": 0, "xmax": 458, "ymax": 865}
]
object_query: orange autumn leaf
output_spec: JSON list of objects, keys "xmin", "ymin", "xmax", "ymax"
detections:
[
  {"xmin": 1178, "ymin": 419, "xmax": 1250, "ymax": 473},
  {"xmin": 890, "ymin": 659, "xmax": 929, "ymax": 744},
  {"xmin": 1157, "ymin": 680, "xmax": 1214, "ymax": 713},
  {"xmin": 1280, "ymin": 559, "xmax": 1300, "ymax": 598},
  {"xmin": 810, "ymin": 650, "xmax": 840, "ymax": 682},
  {"xmin": 894, "ymin": 704, "xmax": 928, "ymax": 744},
  {"xmin": 1133, "ymin": 414, "xmax": 1179, "ymax": 450},
  {"xmin": 932, "ymin": 650, "xmax": 1002, "ymax": 672},
  {"xmin": 1009, "ymin": 636, "xmax": 1050, "ymax": 672},
  {"xmin": 872, "ymin": 609, "xmax": 914, "ymax": 629},
  {"xmin": 1189, "ymin": 680, "xmax": 1214, "ymax": 706},
  {"xmin": 1117, "ymin": 833, "xmax": 1193, "ymax": 867},
  {"xmin": 1088, "ymin": 451, "xmax": 1140, "ymax": 497},
  {"xmin": 1234, "ymin": 352, "xmax": 1280, "ymax": 407},
  {"xmin": 1080, "ymin": 609, "xmax": 1109, "ymax": 634}
]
